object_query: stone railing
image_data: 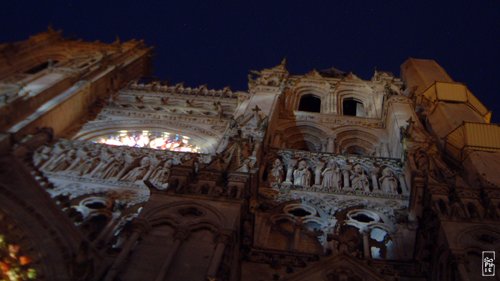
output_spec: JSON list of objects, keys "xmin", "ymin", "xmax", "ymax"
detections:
[
  {"xmin": 267, "ymin": 149, "xmax": 409, "ymax": 199},
  {"xmin": 279, "ymin": 110, "xmax": 384, "ymax": 128}
]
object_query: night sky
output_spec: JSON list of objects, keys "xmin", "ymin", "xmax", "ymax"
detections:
[{"xmin": 1, "ymin": 1, "xmax": 499, "ymax": 122}]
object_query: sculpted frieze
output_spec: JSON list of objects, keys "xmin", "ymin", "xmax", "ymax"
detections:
[
  {"xmin": 266, "ymin": 149, "xmax": 408, "ymax": 200},
  {"xmin": 33, "ymin": 139, "xmax": 198, "ymax": 192},
  {"xmin": 125, "ymin": 83, "xmax": 238, "ymax": 100}
]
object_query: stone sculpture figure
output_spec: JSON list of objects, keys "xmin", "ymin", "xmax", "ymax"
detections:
[
  {"xmin": 47, "ymin": 150, "xmax": 77, "ymax": 172},
  {"xmin": 121, "ymin": 156, "xmax": 151, "ymax": 182},
  {"xmin": 293, "ymin": 160, "xmax": 311, "ymax": 187},
  {"xmin": 350, "ymin": 164, "xmax": 370, "ymax": 192},
  {"xmin": 149, "ymin": 159, "xmax": 173, "ymax": 190},
  {"xmin": 90, "ymin": 148, "xmax": 114, "ymax": 178},
  {"xmin": 322, "ymin": 159, "xmax": 341, "ymax": 190},
  {"xmin": 269, "ymin": 158, "xmax": 284, "ymax": 185},
  {"xmin": 214, "ymin": 101, "xmax": 224, "ymax": 119},
  {"xmin": 73, "ymin": 151, "xmax": 100, "ymax": 176},
  {"xmin": 100, "ymin": 151, "xmax": 125, "ymax": 179},
  {"xmin": 379, "ymin": 167, "xmax": 398, "ymax": 194}
]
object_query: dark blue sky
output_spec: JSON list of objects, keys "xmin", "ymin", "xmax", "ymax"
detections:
[{"xmin": 1, "ymin": 1, "xmax": 499, "ymax": 122}]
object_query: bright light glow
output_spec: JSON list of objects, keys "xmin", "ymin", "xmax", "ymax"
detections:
[
  {"xmin": 0, "ymin": 234, "xmax": 37, "ymax": 280},
  {"xmin": 91, "ymin": 130, "xmax": 200, "ymax": 152}
]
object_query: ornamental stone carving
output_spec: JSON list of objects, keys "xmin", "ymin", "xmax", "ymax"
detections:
[
  {"xmin": 321, "ymin": 159, "xmax": 341, "ymax": 190},
  {"xmin": 269, "ymin": 149, "xmax": 408, "ymax": 199}
]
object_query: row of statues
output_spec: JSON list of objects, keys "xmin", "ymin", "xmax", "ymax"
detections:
[
  {"xmin": 269, "ymin": 158, "xmax": 404, "ymax": 194},
  {"xmin": 128, "ymin": 82, "xmax": 234, "ymax": 98},
  {"xmin": 33, "ymin": 141, "xmax": 182, "ymax": 189}
]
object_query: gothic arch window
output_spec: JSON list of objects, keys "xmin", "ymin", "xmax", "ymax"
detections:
[
  {"xmin": 298, "ymin": 94, "xmax": 321, "ymax": 113},
  {"xmin": 342, "ymin": 98, "xmax": 365, "ymax": 117},
  {"xmin": 345, "ymin": 145, "xmax": 367, "ymax": 155}
]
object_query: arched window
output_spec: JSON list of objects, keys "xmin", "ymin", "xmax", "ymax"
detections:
[
  {"xmin": 345, "ymin": 145, "xmax": 367, "ymax": 155},
  {"xmin": 298, "ymin": 94, "xmax": 321, "ymax": 113},
  {"xmin": 342, "ymin": 98, "xmax": 365, "ymax": 117}
]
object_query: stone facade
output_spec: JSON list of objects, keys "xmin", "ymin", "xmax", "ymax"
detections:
[{"xmin": 1, "ymin": 32, "xmax": 499, "ymax": 281}]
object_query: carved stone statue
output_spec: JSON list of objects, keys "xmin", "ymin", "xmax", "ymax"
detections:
[
  {"xmin": 269, "ymin": 158, "xmax": 284, "ymax": 185},
  {"xmin": 121, "ymin": 157, "xmax": 151, "ymax": 182},
  {"xmin": 73, "ymin": 151, "xmax": 100, "ymax": 176},
  {"xmin": 90, "ymin": 148, "xmax": 114, "ymax": 178},
  {"xmin": 350, "ymin": 164, "xmax": 370, "ymax": 192},
  {"xmin": 149, "ymin": 159, "xmax": 173, "ymax": 190},
  {"xmin": 378, "ymin": 167, "xmax": 398, "ymax": 194},
  {"xmin": 99, "ymin": 151, "xmax": 125, "ymax": 179},
  {"xmin": 321, "ymin": 159, "xmax": 341, "ymax": 190},
  {"xmin": 46, "ymin": 150, "xmax": 77, "ymax": 172},
  {"xmin": 214, "ymin": 101, "xmax": 223, "ymax": 119},
  {"xmin": 293, "ymin": 160, "xmax": 311, "ymax": 187}
]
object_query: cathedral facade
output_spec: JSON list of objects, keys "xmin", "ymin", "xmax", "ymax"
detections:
[{"xmin": 1, "ymin": 30, "xmax": 499, "ymax": 281}]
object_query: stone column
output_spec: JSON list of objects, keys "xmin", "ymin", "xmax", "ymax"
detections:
[
  {"xmin": 314, "ymin": 162, "xmax": 324, "ymax": 186},
  {"xmin": 273, "ymin": 133, "xmax": 282, "ymax": 147},
  {"xmin": 371, "ymin": 168, "xmax": 379, "ymax": 191},
  {"xmin": 93, "ymin": 215, "xmax": 120, "ymax": 247},
  {"xmin": 206, "ymin": 232, "xmax": 231, "ymax": 279},
  {"xmin": 362, "ymin": 229, "xmax": 370, "ymax": 258},
  {"xmin": 103, "ymin": 219, "xmax": 150, "ymax": 281},
  {"xmin": 284, "ymin": 159, "xmax": 296, "ymax": 184},
  {"xmin": 326, "ymin": 137, "xmax": 335, "ymax": 153},
  {"xmin": 154, "ymin": 228, "xmax": 190, "ymax": 281},
  {"xmin": 343, "ymin": 167, "xmax": 350, "ymax": 188},
  {"xmin": 398, "ymin": 174, "xmax": 408, "ymax": 194},
  {"xmin": 293, "ymin": 223, "xmax": 302, "ymax": 251}
]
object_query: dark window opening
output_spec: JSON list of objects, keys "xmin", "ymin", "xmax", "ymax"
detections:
[
  {"xmin": 346, "ymin": 145, "xmax": 367, "ymax": 155},
  {"xmin": 343, "ymin": 98, "xmax": 365, "ymax": 117},
  {"xmin": 352, "ymin": 213, "xmax": 374, "ymax": 223},
  {"xmin": 85, "ymin": 202, "xmax": 107, "ymax": 209},
  {"xmin": 298, "ymin": 94, "xmax": 321, "ymax": 113},
  {"xmin": 292, "ymin": 140, "xmax": 318, "ymax": 152},
  {"xmin": 25, "ymin": 60, "xmax": 58, "ymax": 74},
  {"xmin": 289, "ymin": 208, "xmax": 312, "ymax": 217}
]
